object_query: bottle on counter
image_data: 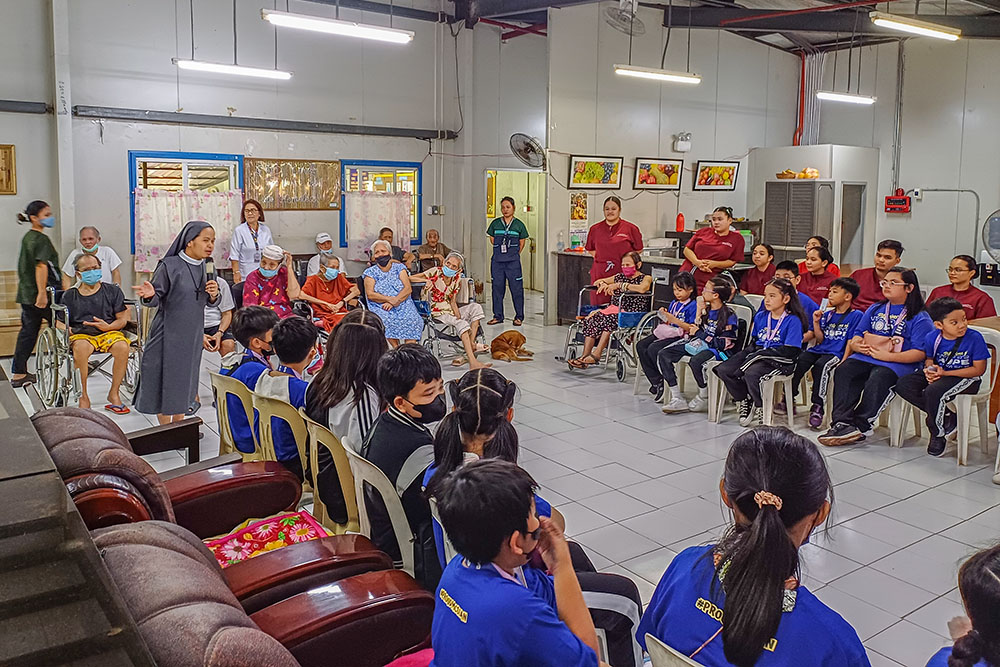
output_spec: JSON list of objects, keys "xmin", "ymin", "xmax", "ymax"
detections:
[{"xmin": 557, "ymin": 230, "xmax": 565, "ymax": 251}]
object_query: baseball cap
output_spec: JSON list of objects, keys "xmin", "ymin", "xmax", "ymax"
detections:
[{"xmin": 315, "ymin": 232, "xmax": 333, "ymax": 244}]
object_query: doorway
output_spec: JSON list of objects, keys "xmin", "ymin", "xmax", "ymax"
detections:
[
  {"xmin": 841, "ymin": 184, "xmax": 866, "ymax": 266},
  {"xmin": 485, "ymin": 170, "xmax": 546, "ymax": 291}
]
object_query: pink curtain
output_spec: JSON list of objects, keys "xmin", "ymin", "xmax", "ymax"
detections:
[
  {"xmin": 344, "ymin": 191, "xmax": 413, "ymax": 262},
  {"xmin": 133, "ymin": 189, "xmax": 242, "ymax": 272}
]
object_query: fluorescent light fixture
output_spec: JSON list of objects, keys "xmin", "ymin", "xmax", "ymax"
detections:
[
  {"xmin": 816, "ymin": 90, "xmax": 877, "ymax": 105},
  {"xmin": 172, "ymin": 58, "xmax": 292, "ymax": 80},
  {"xmin": 262, "ymin": 8, "xmax": 414, "ymax": 44},
  {"xmin": 869, "ymin": 11, "xmax": 961, "ymax": 41},
  {"xmin": 613, "ymin": 64, "xmax": 701, "ymax": 84}
]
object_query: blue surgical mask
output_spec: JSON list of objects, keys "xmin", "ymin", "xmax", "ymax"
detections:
[
  {"xmin": 258, "ymin": 267, "xmax": 279, "ymax": 279},
  {"xmin": 324, "ymin": 267, "xmax": 340, "ymax": 280},
  {"xmin": 320, "ymin": 248, "xmax": 335, "ymax": 257},
  {"xmin": 442, "ymin": 266, "xmax": 459, "ymax": 278},
  {"xmin": 40, "ymin": 216, "xmax": 56, "ymax": 228},
  {"xmin": 83, "ymin": 244, "xmax": 99, "ymax": 253},
  {"xmin": 80, "ymin": 269, "xmax": 102, "ymax": 286}
]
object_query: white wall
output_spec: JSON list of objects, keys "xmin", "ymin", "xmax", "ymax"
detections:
[
  {"xmin": 544, "ymin": 3, "xmax": 799, "ymax": 321},
  {"xmin": 0, "ymin": 0, "xmax": 57, "ymax": 270},
  {"xmin": 818, "ymin": 39, "xmax": 1000, "ymax": 285}
]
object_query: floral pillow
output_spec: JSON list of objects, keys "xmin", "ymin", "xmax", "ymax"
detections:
[{"xmin": 204, "ymin": 510, "xmax": 331, "ymax": 568}]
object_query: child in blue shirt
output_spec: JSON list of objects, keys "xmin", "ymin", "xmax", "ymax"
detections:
[
  {"xmin": 660, "ymin": 275, "xmax": 740, "ymax": 414},
  {"xmin": 430, "ymin": 459, "xmax": 604, "ymax": 667},
  {"xmin": 791, "ymin": 277, "xmax": 864, "ymax": 429},
  {"xmin": 756, "ymin": 261, "xmax": 819, "ymax": 333},
  {"xmin": 253, "ymin": 315, "xmax": 317, "ymax": 479},
  {"xmin": 638, "ymin": 427, "xmax": 870, "ymax": 667},
  {"xmin": 221, "ymin": 306, "xmax": 279, "ymax": 454},
  {"xmin": 820, "ymin": 267, "xmax": 935, "ymax": 447},
  {"xmin": 894, "ymin": 297, "xmax": 989, "ymax": 457},
  {"xmin": 714, "ymin": 277, "xmax": 806, "ymax": 427},
  {"xmin": 925, "ymin": 543, "xmax": 999, "ymax": 667},
  {"xmin": 637, "ymin": 271, "xmax": 698, "ymax": 402}
]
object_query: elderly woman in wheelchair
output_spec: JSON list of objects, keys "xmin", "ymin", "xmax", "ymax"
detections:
[
  {"xmin": 412, "ymin": 251, "xmax": 491, "ymax": 370},
  {"xmin": 56, "ymin": 252, "xmax": 132, "ymax": 413}
]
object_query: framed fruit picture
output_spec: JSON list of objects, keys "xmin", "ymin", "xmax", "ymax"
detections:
[
  {"xmin": 568, "ymin": 156, "xmax": 623, "ymax": 190},
  {"xmin": 634, "ymin": 158, "xmax": 683, "ymax": 191},
  {"xmin": 693, "ymin": 160, "xmax": 739, "ymax": 191}
]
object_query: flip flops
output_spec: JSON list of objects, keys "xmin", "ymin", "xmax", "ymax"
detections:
[{"xmin": 104, "ymin": 404, "xmax": 130, "ymax": 415}]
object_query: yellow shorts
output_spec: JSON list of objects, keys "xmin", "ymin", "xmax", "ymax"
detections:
[{"xmin": 69, "ymin": 331, "xmax": 130, "ymax": 353}]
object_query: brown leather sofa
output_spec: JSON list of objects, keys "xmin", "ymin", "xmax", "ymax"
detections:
[{"xmin": 33, "ymin": 407, "xmax": 434, "ymax": 666}]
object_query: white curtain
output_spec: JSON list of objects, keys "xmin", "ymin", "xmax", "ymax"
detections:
[
  {"xmin": 133, "ymin": 189, "xmax": 242, "ymax": 272},
  {"xmin": 802, "ymin": 53, "xmax": 826, "ymax": 146},
  {"xmin": 345, "ymin": 191, "xmax": 413, "ymax": 262}
]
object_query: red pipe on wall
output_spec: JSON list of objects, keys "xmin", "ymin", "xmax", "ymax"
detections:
[
  {"xmin": 479, "ymin": 18, "xmax": 547, "ymax": 37},
  {"xmin": 793, "ymin": 51, "xmax": 805, "ymax": 146},
  {"xmin": 720, "ymin": 0, "xmax": 900, "ymax": 26}
]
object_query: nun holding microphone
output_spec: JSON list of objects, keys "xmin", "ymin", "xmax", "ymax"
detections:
[{"xmin": 134, "ymin": 221, "xmax": 220, "ymax": 424}]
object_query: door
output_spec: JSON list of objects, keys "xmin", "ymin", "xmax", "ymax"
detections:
[{"xmin": 841, "ymin": 184, "xmax": 866, "ymax": 266}]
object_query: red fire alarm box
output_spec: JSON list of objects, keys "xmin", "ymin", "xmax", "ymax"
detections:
[{"xmin": 885, "ymin": 188, "xmax": 911, "ymax": 213}]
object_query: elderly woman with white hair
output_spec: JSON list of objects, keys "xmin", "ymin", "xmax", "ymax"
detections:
[
  {"xmin": 362, "ymin": 239, "xmax": 423, "ymax": 345},
  {"xmin": 300, "ymin": 252, "xmax": 360, "ymax": 331},
  {"xmin": 413, "ymin": 251, "xmax": 490, "ymax": 368},
  {"xmin": 242, "ymin": 243, "xmax": 300, "ymax": 318}
]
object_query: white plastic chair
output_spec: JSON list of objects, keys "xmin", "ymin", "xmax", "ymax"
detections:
[
  {"xmin": 428, "ymin": 497, "xmax": 459, "ymax": 564},
  {"xmin": 645, "ymin": 634, "xmax": 700, "ymax": 667},
  {"xmin": 342, "ymin": 444, "xmax": 416, "ymax": 577},
  {"xmin": 706, "ymin": 304, "xmax": 754, "ymax": 424},
  {"xmin": 760, "ymin": 372, "xmax": 796, "ymax": 428},
  {"xmin": 300, "ymin": 408, "xmax": 361, "ymax": 534},
  {"xmin": 744, "ymin": 294, "xmax": 763, "ymax": 311}
]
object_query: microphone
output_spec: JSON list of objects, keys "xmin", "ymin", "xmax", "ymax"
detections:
[{"xmin": 205, "ymin": 259, "xmax": 216, "ymax": 282}]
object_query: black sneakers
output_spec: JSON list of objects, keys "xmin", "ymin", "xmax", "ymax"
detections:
[
  {"xmin": 818, "ymin": 422, "xmax": 866, "ymax": 447},
  {"xmin": 650, "ymin": 383, "xmax": 664, "ymax": 403},
  {"xmin": 737, "ymin": 399, "xmax": 753, "ymax": 426},
  {"xmin": 927, "ymin": 436, "xmax": 947, "ymax": 457},
  {"xmin": 943, "ymin": 411, "xmax": 958, "ymax": 441}
]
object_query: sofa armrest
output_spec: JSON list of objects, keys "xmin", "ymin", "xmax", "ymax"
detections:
[
  {"xmin": 251, "ymin": 570, "xmax": 433, "ymax": 667},
  {"xmin": 163, "ymin": 462, "xmax": 302, "ymax": 539},
  {"xmin": 225, "ymin": 534, "xmax": 393, "ymax": 614}
]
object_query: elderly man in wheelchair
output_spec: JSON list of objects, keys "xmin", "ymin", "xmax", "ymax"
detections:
[{"xmin": 55, "ymin": 252, "xmax": 132, "ymax": 413}]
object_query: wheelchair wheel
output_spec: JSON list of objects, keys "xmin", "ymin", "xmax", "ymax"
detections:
[
  {"xmin": 35, "ymin": 327, "xmax": 61, "ymax": 407},
  {"xmin": 122, "ymin": 346, "xmax": 141, "ymax": 395},
  {"xmin": 616, "ymin": 358, "xmax": 627, "ymax": 383}
]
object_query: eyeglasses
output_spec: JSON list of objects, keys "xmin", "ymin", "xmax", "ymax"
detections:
[
  {"xmin": 879, "ymin": 280, "xmax": 906, "ymax": 288},
  {"xmin": 946, "ymin": 267, "xmax": 973, "ymax": 274}
]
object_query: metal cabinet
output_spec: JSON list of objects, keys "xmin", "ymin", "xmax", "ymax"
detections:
[{"xmin": 763, "ymin": 180, "xmax": 835, "ymax": 262}]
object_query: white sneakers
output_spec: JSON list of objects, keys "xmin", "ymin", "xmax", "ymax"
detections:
[
  {"xmin": 662, "ymin": 387, "xmax": 709, "ymax": 414},
  {"xmin": 662, "ymin": 396, "xmax": 689, "ymax": 413},
  {"xmin": 688, "ymin": 395, "xmax": 708, "ymax": 412}
]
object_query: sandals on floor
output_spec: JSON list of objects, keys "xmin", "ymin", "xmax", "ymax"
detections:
[
  {"xmin": 104, "ymin": 404, "xmax": 131, "ymax": 415},
  {"xmin": 568, "ymin": 354, "xmax": 598, "ymax": 369},
  {"xmin": 486, "ymin": 318, "xmax": 503, "ymax": 326},
  {"xmin": 513, "ymin": 319, "xmax": 523, "ymax": 326}
]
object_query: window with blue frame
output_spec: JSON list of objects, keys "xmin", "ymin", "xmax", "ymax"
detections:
[
  {"xmin": 128, "ymin": 150, "xmax": 243, "ymax": 252},
  {"xmin": 340, "ymin": 160, "xmax": 422, "ymax": 248}
]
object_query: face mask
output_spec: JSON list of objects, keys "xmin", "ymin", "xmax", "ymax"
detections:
[
  {"xmin": 375, "ymin": 255, "xmax": 392, "ymax": 267},
  {"xmin": 320, "ymin": 248, "xmax": 335, "ymax": 256},
  {"xmin": 324, "ymin": 267, "xmax": 340, "ymax": 281},
  {"xmin": 622, "ymin": 266, "xmax": 637, "ymax": 277},
  {"xmin": 258, "ymin": 267, "xmax": 279, "ymax": 279},
  {"xmin": 442, "ymin": 266, "xmax": 459, "ymax": 278},
  {"xmin": 40, "ymin": 216, "xmax": 56, "ymax": 228},
  {"xmin": 408, "ymin": 394, "xmax": 446, "ymax": 424},
  {"xmin": 83, "ymin": 244, "xmax": 99, "ymax": 253},
  {"xmin": 80, "ymin": 269, "xmax": 102, "ymax": 286},
  {"xmin": 260, "ymin": 344, "xmax": 274, "ymax": 360}
]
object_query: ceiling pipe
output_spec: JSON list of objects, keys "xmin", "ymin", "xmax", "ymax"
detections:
[
  {"xmin": 720, "ymin": 0, "xmax": 901, "ymax": 27},
  {"xmin": 502, "ymin": 24, "xmax": 547, "ymax": 39},
  {"xmin": 479, "ymin": 17, "xmax": 547, "ymax": 36}
]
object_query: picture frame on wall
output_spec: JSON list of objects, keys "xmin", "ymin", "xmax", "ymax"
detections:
[
  {"xmin": 693, "ymin": 160, "xmax": 739, "ymax": 191},
  {"xmin": 568, "ymin": 156, "xmax": 624, "ymax": 190},
  {"xmin": 634, "ymin": 158, "xmax": 683, "ymax": 190},
  {"xmin": 0, "ymin": 145, "xmax": 15, "ymax": 196}
]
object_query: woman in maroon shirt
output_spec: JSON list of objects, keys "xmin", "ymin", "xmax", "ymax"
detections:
[
  {"xmin": 680, "ymin": 206, "xmax": 746, "ymax": 290},
  {"xmin": 798, "ymin": 246, "xmax": 837, "ymax": 306},
  {"xmin": 927, "ymin": 254, "xmax": 997, "ymax": 320},
  {"xmin": 585, "ymin": 196, "xmax": 643, "ymax": 305},
  {"xmin": 739, "ymin": 243, "xmax": 775, "ymax": 295}
]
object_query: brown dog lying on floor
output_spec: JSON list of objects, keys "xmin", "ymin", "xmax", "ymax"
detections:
[{"xmin": 491, "ymin": 330, "xmax": 534, "ymax": 362}]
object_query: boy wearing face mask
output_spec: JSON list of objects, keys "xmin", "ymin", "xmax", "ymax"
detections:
[
  {"xmin": 221, "ymin": 306, "xmax": 280, "ymax": 454},
  {"xmin": 361, "ymin": 343, "xmax": 445, "ymax": 589},
  {"xmin": 299, "ymin": 253, "xmax": 360, "ymax": 331},
  {"xmin": 58, "ymin": 253, "xmax": 131, "ymax": 412}
]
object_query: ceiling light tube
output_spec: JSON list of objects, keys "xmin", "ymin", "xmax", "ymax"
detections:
[
  {"xmin": 869, "ymin": 11, "xmax": 961, "ymax": 41},
  {"xmin": 262, "ymin": 9, "xmax": 414, "ymax": 44},
  {"xmin": 172, "ymin": 58, "xmax": 292, "ymax": 80},
  {"xmin": 613, "ymin": 64, "xmax": 701, "ymax": 85},
  {"xmin": 816, "ymin": 90, "xmax": 876, "ymax": 105}
]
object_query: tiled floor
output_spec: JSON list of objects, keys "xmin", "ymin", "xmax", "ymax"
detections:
[{"xmin": 10, "ymin": 291, "xmax": 1000, "ymax": 666}]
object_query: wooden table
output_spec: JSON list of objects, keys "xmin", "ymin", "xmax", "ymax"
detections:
[{"xmin": 971, "ymin": 316, "xmax": 1000, "ymax": 421}]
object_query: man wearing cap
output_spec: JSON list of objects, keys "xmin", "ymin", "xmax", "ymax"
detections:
[
  {"xmin": 243, "ymin": 244, "xmax": 301, "ymax": 319},
  {"xmin": 307, "ymin": 232, "xmax": 336, "ymax": 277}
]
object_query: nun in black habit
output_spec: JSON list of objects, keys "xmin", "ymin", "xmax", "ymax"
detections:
[{"xmin": 134, "ymin": 221, "xmax": 220, "ymax": 423}]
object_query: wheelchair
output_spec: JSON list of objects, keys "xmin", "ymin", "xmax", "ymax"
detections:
[
  {"xmin": 414, "ymin": 278, "xmax": 485, "ymax": 361},
  {"xmin": 558, "ymin": 284, "xmax": 653, "ymax": 381},
  {"xmin": 34, "ymin": 286, "xmax": 145, "ymax": 408}
]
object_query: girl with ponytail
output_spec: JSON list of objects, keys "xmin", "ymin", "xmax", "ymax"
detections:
[
  {"xmin": 638, "ymin": 427, "xmax": 870, "ymax": 667},
  {"xmin": 927, "ymin": 544, "xmax": 1000, "ymax": 667}
]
